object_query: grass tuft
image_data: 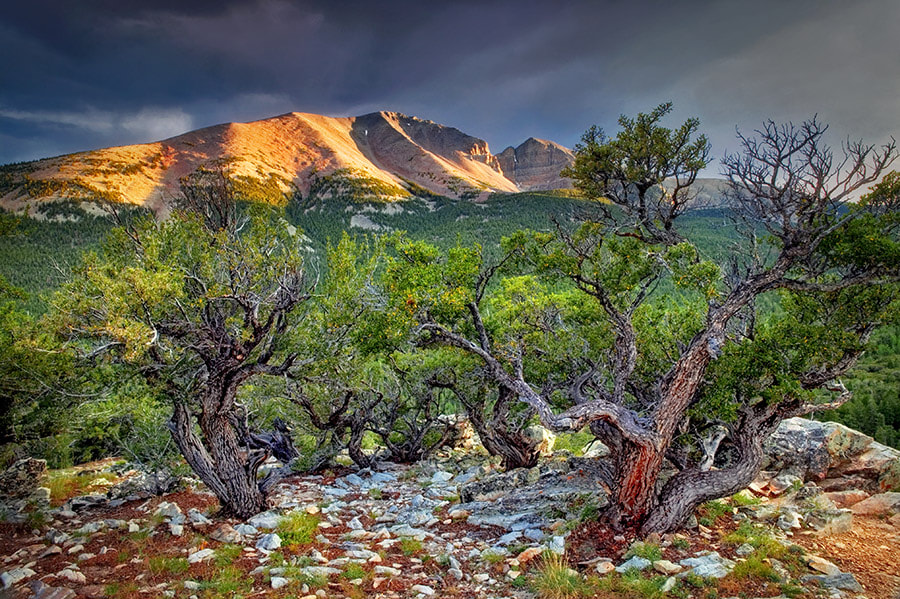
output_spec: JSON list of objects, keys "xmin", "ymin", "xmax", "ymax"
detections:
[
  {"xmin": 276, "ymin": 510, "xmax": 320, "ymax": 547},
  {"xmin": 532, "ymin": 552, "xmax": 591, "ymax": 599}
]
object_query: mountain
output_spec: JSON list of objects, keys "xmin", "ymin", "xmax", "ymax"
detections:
[
  {"xmin": 0, "ymin": 111, "xmax": 577, "ymax": 213},
  {"xmin": 496, "ymin": 137, "xmax": 575, "ymax": 191}
]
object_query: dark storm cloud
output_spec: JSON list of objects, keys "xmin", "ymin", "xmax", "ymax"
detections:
[{"xmin": 1, "ymin": 0, "xmax": 898, "ymax": 168}]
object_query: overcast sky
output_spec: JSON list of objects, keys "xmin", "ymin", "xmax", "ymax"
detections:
[{"xmin": 1, "ymin": 0, "xmax": 898, "ymax": 171}]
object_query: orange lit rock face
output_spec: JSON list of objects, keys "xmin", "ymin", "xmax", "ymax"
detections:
[{"xmin": 1, "ymin": 111, "xmax": 570, "ymax": 213}]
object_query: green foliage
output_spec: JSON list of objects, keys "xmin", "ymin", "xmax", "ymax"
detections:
[
  {"xmin": 341, "ymin": 562, "xmax": 368, "ymax": 580},
  {"xmin": 532, "ymin": 552, "xmax": 592, "ymax": 599},
  {"xmin": 596, "ymin": 571, "xmax": 675, "ymax": 599},
  {"xmin": 277, "ymin": 511, "xmax": 320, "ymax": 547},
  {"xmin": 148, "ymin": 555, "xmax": 190, "ymax": 575},
  {"xmin": 214, "ymin": 544, "xmax": 244, "ymax": 567},
  {"xmin": 731, "ymin": 552, "xmax": 780, "ymax": 583},
  {"xmin": 400, "ymin": 537, "xmax": 423, "ymax": 556},
  {"xmin": 306, "ymin": 168, "xmax": 409, "ymax": 203},
  {"xmin": 723, "ymin": 521, "xmax": 786, "ymax": 559}
]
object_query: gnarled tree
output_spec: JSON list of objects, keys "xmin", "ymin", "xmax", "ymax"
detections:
[
  {"xmin": 55, "ymin": 170, "xmax": 310, "ymax": 518},
  {"xmin": 402, "ymin": 104, "xmax": 899, "ymax": 533}
]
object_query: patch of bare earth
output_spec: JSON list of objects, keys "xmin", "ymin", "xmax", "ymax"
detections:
[{"xmin": 795, "ymin": 515, "xmax": 900, "ymax": 599}]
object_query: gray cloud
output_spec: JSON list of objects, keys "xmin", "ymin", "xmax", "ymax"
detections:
[{"xmin": 1, "ymin": 0, "xmax": 898, "ymax": 169}]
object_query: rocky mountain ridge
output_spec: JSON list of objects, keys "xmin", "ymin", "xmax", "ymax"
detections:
[{"xmin": 0, "ymin": 111, "xmax": 578, "ymax": 214}]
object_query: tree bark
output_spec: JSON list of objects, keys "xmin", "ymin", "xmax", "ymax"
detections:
[{"xmin": 168, "ymin": 397, "xmax": 268, "ymax": 519}]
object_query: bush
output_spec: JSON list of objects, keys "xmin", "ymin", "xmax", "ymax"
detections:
[{"xmin": 277, "ymin": 511, "xmax": 320, "ymax": 547}]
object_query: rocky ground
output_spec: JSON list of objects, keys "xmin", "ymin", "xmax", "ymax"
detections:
[{"xmin": 1, "ymin": 417, "xmax": 899, "ymax": 599}]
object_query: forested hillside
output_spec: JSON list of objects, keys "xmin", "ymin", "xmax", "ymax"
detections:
[{"xmin": 1, "ymin": 189, "xmax": 896, "ymax": 449}]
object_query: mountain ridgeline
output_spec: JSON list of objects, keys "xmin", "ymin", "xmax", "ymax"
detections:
[{"xmin": 0, "ymin": 111, "xmax": 578, "ymax": 213}]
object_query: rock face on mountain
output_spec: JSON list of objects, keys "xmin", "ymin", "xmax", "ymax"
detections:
[
  {"xmin": 0, "ymin": 111, "xmax": 561, "ymax": 213},
  {"xmin": 496, "ymin": 138, "xmax": 574, "ymax": 191}
]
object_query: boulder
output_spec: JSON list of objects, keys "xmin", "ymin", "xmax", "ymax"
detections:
[
  {"xmin": 457, "ymin": 458, "xmax": 609, "ymax": 531},
  {"xmin": 0, "ymin": 458, "xmax": 46, "ymax": 500},
  {"xmin": 823, "ymin": 490, "xmax": 869, "ymax": 508},
  {"xmin": 764, "ymin": 418, "xmax": 900, "ymax": 492},
  {"xmin": 849, "ymin": 492, "xmax": 900, "ymax": 516},
  {"xmin": 523, "ymin": 425, "xmax": 556, "ymax": 456}
]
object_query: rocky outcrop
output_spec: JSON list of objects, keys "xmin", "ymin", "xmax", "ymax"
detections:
[
  {"xmin": 0, "ymin": 457, "xmax": 47, "ymax": 500},
  {"xmin": 763, "ymin": 417, "xmax": 900, "ymax": 492},
  {"xmin": 496, "ymin": 138, "xmax": 574, "ymax": 191}
]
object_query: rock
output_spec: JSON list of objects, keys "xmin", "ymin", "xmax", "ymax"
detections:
[
  {"xmin": 524, "ymin": 425, "xmax": 556, "ymax": 456},
  {"xmin": 806, "ymin": 509, "xmax": 853, "ymax": 536},
  {"xmin": 234, "ymin": 524, "xmax": 258, "ymax": 536},
  {"xmin": 300, "ymin": 566, "xmax": 341, "ymax": 578},
  {"xmin": 343, "ymin": 473, "xmax": 365, "ymax": 487},
  {"xmin": 679, "ymin": 553, "xmax": 734, "ymax": 579},
  {"xmin": 764, "ymin": 418, "xmax": 900, "ymax": 492},
  {"xmin": 209, "ymin": 524, "xmax": 242, "ymax": 543},
  {"xmin": 653, "ymin": 560, "xmax": 682, "ymax": 575},
  {"xmin": 807, "ymin": 555, "xmax": 842, "ymax": 576},
  {"xmin": 270, "ymin": 577, "xmax": 289, "ymax": 589},
  {"xmin": 248, "ymin": 511, "xmax": 281, "ymax": 529},
  {"xmin": 596, "ymin": 561, "xmax": 615, "ymax": 575},
  {"xmin": 777, "ymin": 510, "xmax": 802, "ymax": 530},
  {"xmin": 449, "ymin": 568, "xmax": 463, "ymax": 580},
  {"xmin": 183, "ymin": 581, "xmax": 201, "ymax": 591},
  {"xmin": 850, "ymin": 492, "xmax": 900, "ymax": 516},
  {"xmin": 187, "ymin": 509, "xmax": 211, "ymax": 525},
  {"xmin": 0, "ymin": 458, "xmax": 46, "ymax": 500},
  {"xmin": 188, "ymin": 548, "xmax": 215, "ymax": 563},
  {"xmin": 168, "ymin": 523, "xmax": 184, "ymax": 536},
  {"xmin": 458, "ymin": 458, "xmax": 609, "ymax": 531},
  {"xmin": 410, "ymin": 584, "xmax": 435, "ymax": 595},
  {"xmin": 823, "ymin": 490, "xmax": 869, "ymax": 508},
  {"xmin": 77, "ymin": 521, "xmax": 105, "ymax": 535},
  {"xmin": 802, "ymin": 572, "xmax": 864, "ymax": 592},
  {"xmin": 548, "ymin": 536, "xmax": 566, "ymax": 554},
  {"xmin": 154, "ymin": 501, "xmax": 183, "ymax": 519},
  {"xmin": 374, "ymin": 566, "xmax": 401, "ymax": 576},
  {"xmin": 497, "ymin": 138, "xmax": 575, "ymax": 192},
  {"xmin": 581, "ymin": 439, "xmax": 610, "ymax": 458},
  {"xmin": 39, "ymin": 545, "xmax": 63, "ymax": 559},
  {"xmin": 517, "ymin": 547, "xmax": 543, "ymax": 563},
  {"xmin": 107, "ymin": 471, "xmax": 180, "ymax": 499},
  {"xmin": 769, "ymin": 474, "xmax": 802, "ymax": 495},
  {"xmin": 498, "ymin": 531, "xmax": 521, "ymax": 545},
  {"xmin": 46, "ymin": 529, "xmax": 69, "ymax": 545},
  {"xmin": 1, "ymin": 566, "xmax": 36, "ymax": 588},
  {"xmin": 347, "ymin": 517, "xmax": 364, "ymax": 530},
  {"xmin": 430, "ymin": 470, "xmax": 453, "ymax": 484},
  {"xmin": 735, "ymin": 543, "xmax": 755, "ymax": 556},
  {"xmin": 256, "ymin": 533, "xmax": 282, "ymax": 552},
  {"xmin": 616, "ymin": 556, "xmax": 652, "ymax": 573},
  {"xmin": 57, "ymin": 569, "xmax": 87, "ymax": 584},
  {"xmin": 523, "ymin": 528, "xmax": 544, "ymax": 541},
  {"xmin": 29, "ymin": 579, "xmax": 76, "ymax": 599}
]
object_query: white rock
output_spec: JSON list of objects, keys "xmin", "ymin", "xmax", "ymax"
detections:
[
  {"xmin": 58, "ymin": 568, "xmax": 87, "ymax": 584},
  {"xmin": 248, "ymin": 511, "xmax": 281, "ymax": 529},
  {"xmin": 154, "ymin": 501, "xmax": 183, "ymax": 519},
  {"xmin": 410, "ymin": 584, "xmax": 435, "ymax": 595},
  {"xmin": 256, "ymin": 533, "xmax": 282, "ymax": 552},
  {"xmin": 1, "ymin": 567, "xmax": 36, "ymax": 588},
  {"xmin": 188, "ymin": 549, "xmax": 215, "ymax": 564},
  {"xmin": 271, "ymin": 576, "xmax": 289, "ymax": 589}
]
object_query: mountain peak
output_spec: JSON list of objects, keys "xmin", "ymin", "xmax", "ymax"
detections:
[
  {"xmin": 496, "ymin": 137, "xmax": 575, "ymax": 191},
  {"xmin": 0, "ymin": 111, "xmax": 573, "ymax": 212}
]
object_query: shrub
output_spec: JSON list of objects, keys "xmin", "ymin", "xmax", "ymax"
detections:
[{"xmin": 277, "ymin": 511, "xmax": 320, "ymax": 547}]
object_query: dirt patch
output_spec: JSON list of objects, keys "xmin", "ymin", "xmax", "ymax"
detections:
[{"xmin": 794, "ymin": 515, "xmax": 900, "ymax": 599}]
